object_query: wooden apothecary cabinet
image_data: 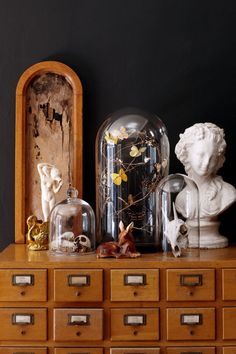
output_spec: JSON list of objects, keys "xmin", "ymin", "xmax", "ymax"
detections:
[{"xmin": 1, "ymin": 245, "xmax": 236, "ymax": 353}]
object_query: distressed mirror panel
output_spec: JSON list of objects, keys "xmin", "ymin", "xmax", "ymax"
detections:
[{"xmin": 25, "ymin": 73, "xmax": 73, "ymax": 220}]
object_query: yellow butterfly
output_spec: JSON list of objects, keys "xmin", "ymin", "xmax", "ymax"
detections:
[
  {"xmin": 111, "ymin": 168, "xmax": 128, "ymax": 186},
  {"xmin": 130, "ymin": 145, "xmax": 146, "ymax": 157},
  {"xmin": 155, "ymin": 159, "xmax": 168, "ymax": 172},
  {"xmin": 117, "ymin": 126, "xmax": 129, "ymax": 140},
  {"xmin": 104, "ymin": 131, "xmax": 118, "ymax": 145}
]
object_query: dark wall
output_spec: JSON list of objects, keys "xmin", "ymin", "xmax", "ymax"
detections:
[{"xmin": 0, "ymin": 0, "xmax": 236, "ymax": 250}]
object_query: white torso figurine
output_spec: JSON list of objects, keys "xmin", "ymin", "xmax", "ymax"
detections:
[
  {"xmin": 175, "ymin": 122, "xmax": 236, "ymax": 248},
  {"xmin": 37, "ymin": 163, "xmax": 63, "ymax": 221}
]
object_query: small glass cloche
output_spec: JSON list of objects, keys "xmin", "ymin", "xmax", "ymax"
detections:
[
  {"xmin": 49, "ymin": 186, "xmax": 95, "ymax": 255},
  {"xmin": 156, "ymin": 174, "xmax": 200, "ymax": 257}
]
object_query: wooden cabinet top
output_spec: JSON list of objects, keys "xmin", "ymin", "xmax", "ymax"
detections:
[{"xmin": 1, "ymin": 244, "xmax": 236, "ymax": 268}]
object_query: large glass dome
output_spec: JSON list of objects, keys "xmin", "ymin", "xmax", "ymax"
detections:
[{"xmin": 96, "ymin": 107, "xmax": 169, "ymax": 252}]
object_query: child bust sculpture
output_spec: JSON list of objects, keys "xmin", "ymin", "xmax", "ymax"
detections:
[{"xmin": 175, "ymin": 122, "xmax": 236, "ymax": 248}]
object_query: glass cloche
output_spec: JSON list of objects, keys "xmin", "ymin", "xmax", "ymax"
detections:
[
  {"xmin": 96, "ymin": 107, "xmax": 169, "ymax": 252},
  {"xmin": 49, "ymin": 186, "xmax": 95, "ymax": 255},
  {"xmin": 156, "ymin": 174, "xmax": 200, "ymax": 257}
]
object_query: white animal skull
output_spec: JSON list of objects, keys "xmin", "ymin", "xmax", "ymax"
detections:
[
  {"xmin": 59, "ymin": 231, "xmax": 75, "ymax": 241},
  {"xmin": 75, "ymin": 235, "xmax": 91, "ymax": 253},
  {"xmin": 60, "ymin": 239, "xmax": 78, "ymax": 252},
  {"xmin": 164, "ymin": 202, "xmax": 189, "ymax": 257}
]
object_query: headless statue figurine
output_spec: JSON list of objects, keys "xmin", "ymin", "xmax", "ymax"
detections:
[
  {"xmin": 27, "ymin": 163, "xmax": 63, "ymax": 251},
  {"xmin": 37, "ymin": 163, "xmax": 63, "ymax": 221},
  {"xmin": 175, "ymin": 122, "xmax": 236, "ymax": 248}
]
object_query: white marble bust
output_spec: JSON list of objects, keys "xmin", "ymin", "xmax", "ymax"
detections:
[{"xmin": 175, "ymin": 122, "xmax": 236, "ymax": 248}]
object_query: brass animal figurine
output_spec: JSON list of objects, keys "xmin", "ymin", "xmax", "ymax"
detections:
[
  {"xmin": 26, "ymin": 215, "xmax": 49, "ymax": 251},
  {"xmin": 96, "ymin": 221, "xmax": 141, "ymax": 258}
]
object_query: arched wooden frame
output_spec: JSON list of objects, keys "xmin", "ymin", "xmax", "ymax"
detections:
[{"xmin": 15, "ymin": 61, "xmax": 83, "ymax": 243}]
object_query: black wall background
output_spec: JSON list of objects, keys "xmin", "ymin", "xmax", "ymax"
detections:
[{"xmin": 0, "ymin": 0, "xmax": 236, "ymax": 250}]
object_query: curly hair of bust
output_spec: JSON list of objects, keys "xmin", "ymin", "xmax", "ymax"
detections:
[{"xmin": 175, "ymin": 122, "xmax": 226, "ymax": 174}]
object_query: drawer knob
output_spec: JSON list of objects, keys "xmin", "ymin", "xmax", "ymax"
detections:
[
  {"xmin": 20, "ymin": 290, "xmax": 26, "ymax": 296},
  {"xmin": 133, "ymin": 291, "xmax": 138, "ymax": 296},
  {"xmin": 76, "ymin": 331, "xmax": 81, "ymax": 336},
  {"xmin": 133, "ymin": 330, "xmax": 138, "ymax": 335},
  {"xmin": 76, "ymin": 291, "xmax": 81, "ymax": 296},
  {"xmin": 21, "ymin": 330, "xmax": 26, "ymax": 335},
  {"xmin": 189, "ymin": 291, "xmax": 194, "ymax": 296},
  {"xmin": 190, "ymin": 330, "xmax": 195, "ymax": 335}
]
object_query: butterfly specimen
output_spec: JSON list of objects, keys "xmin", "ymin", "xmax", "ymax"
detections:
[
  {"xmin": 111, "ymin": 168, "xmax": 128, "ymax": 186},
  {"xmin": 130, "ymin": 145, "xmax": 146, "ymax": 157},
  {"xmin": 114, "ymin": 126, "xmax": 129, "ymax": 140},
  {"xmin": 104, "ymin": 131, "xmax": 118, "ymax": 145},
  {"xmin": 154, "ymin": 158, "xmax": 168, "ymax": 172},
  {"xmin": 104, "ymin": 126, "xmax": 129, "ymax": 145}
]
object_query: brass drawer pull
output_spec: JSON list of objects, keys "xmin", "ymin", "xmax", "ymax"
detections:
[
  {"xmin": 124, "ymin": 314, "xmax": 146, "ymax": 326},
  {"xmin": 124, "ymin": 274, "xmax": 147, "ymax": 286},
  {"xmin": 68, "ymin": 314, "xmax": 90, "ymax": 325},
  {"xmin": 180, "ymin": 313, "xmax": 203, "ymax": 325},
  {"xmin": 68, "ymin": 274, "xmax": 90, "ymax": 287},
  {"xmin": 12, "ymin": 274, "xmax": 34, "ymax": 286},
  {"xmin": 180, "ymin": 274, "xmax": 202, "ymax": 287},
  {"xmin": 12, "ymin": 313, "xmax": 34, "ymax": 325}
]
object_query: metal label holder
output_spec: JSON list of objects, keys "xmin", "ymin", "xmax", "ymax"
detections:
[
  {"xmin": 180, "ymin": 313, "xmax": 203, "ymax": 326},
  {"xmin": 12, "ymin": 313, "xmax": 34, "ymax": 325},
  {"xmin": 68, "ymin": 314, "xmax": 90, "ymax": 326},
  {"xmin": 12, "ymin": 274, "xmax": 35, "ymax": 286},
  {"xmin": 180, "ymin": 274, "xmax": 202, "ymax": 287},
  {"xmin": 124, "ymin": 274, "xmax": 147, "ymax": 286},
  {"xmin": 68, "ymin": 274, "xmax": 90, "ymax": 287},
  {"xmin": 124, "ymin": 314, "xmax": 147, "ymax": 326}
]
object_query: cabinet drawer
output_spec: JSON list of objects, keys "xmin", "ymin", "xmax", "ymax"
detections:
[
  {"xmin": 0, "ymin": 348, "xmax": 47, "ymax": 354},
  {"xmin": 166, "ymin": 308, "xmax": 215, "ymax": 341},
  {"xmin": 54, "ymin": 349, "xmax": 103, "ymax": 354},
  {"xmin": 166, "ymin": 348, "xmax": 215, "ymax": 354},
  {"xmin": 222, "ymin": 269, "xmax": 236, "ymax": 300},
  {"xmin": 111, "ymin": 269, "xmax": 159, "ymax": 301},
  {"xmin": 0, "ymin": 308, "xmax": 47, "ymax": 341},
  {"xmin": 223, "ymin": 348, "xmax": 236, "ymax": 354},
  {"xmin": 53, "ymin": 308, "xmax": 103, "ymax": 341},
  {"xmin": 166, "ymin": 269, "xmax": 215, "ymax": 301},
  {"xmin": 110, "ymin": 308, "xmax": 159, "ymax": 341},
  {"xmin": 54, "ymin": 269, "xmax": 103, "ymax": 302},
  {"xmin": 0, "ymin": 269, "xmax": 47, "ymax": 301},
  {"xmin": 223, "ymin": 308, "xmax": 236, "ymax": 339},
  {"xmin": 110, "ymin": 348, "xmax": 160, "ymax": 354}
]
